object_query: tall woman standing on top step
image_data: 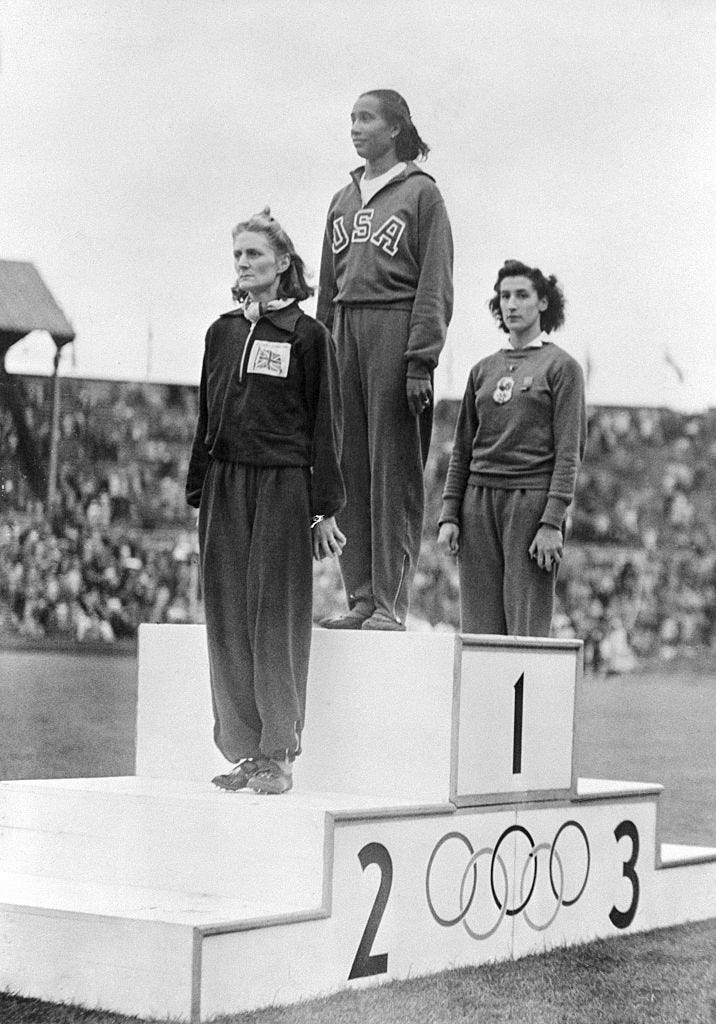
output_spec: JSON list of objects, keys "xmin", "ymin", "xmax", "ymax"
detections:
[{"xmin": 317, "ymin": 89, "xmax": 454, "ymax": 631}]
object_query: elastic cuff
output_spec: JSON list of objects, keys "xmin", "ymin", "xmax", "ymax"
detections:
[
  {"xmin": 311, "ymin": 504, "xmax": 341, "ymax": 519},
  {"xmin": 438, "ymin": 516, "xmax": 459, "ymax": 529},
  {"xmin": 405, "ymin": 358, "xmax": 432, "ymax": 379},
  {"xmin": 265, "ymin": 747, "xmax": 300, "ymax": 763},
  {"xmin": 439, "ymin": 498, "xmax": 462, "ymax": 523},
  {"xmin": 540, "ymin": 495, "xmax": 569, "ymax": 529}
]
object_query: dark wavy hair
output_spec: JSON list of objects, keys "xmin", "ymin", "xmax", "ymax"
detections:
[
  {"xmin": 488, "ymin": 259, "xmax": 566, "ymax": 334},
  {"xmin": 361, "ymin": 89, "xmax": 430, "ymax": 162},
  {"xmin": 231, "ymin": 207, "xmax": 314, "ymax": 303}
]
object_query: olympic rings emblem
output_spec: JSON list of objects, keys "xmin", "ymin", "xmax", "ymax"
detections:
[{"xmin": 425, "ymin": 820, "xmax": 590, "ymax": 937}]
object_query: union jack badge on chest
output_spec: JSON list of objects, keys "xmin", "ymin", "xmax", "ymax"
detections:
[{"xmin": 247, "ymin": 340, "xmax": 292, "ymax": 378}]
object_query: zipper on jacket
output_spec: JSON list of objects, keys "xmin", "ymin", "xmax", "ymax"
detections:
[{"xmin": 238, "ymin": 321, "xmax": 257, "ymax": 382}]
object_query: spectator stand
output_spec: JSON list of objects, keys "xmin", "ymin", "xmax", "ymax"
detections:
[{"xmin": 1, "ymin": 377, "xmax": 714, "ymax": 668}]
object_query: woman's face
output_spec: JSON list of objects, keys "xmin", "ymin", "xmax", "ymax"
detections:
[
  {"xmin": 498, "ymin": 276, "xmax": 547, "ymax": 339},
  {"xmin": 233, "ymin": 231, "xmax": 289, "ymax": 303},
  {"xmin": 350, "ymin": 94, "xmax": 397, "ymax": 163}
]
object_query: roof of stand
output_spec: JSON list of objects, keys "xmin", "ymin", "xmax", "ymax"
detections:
[{"xmin": 0, "ymin": 260, "xmax": 75, "ymax": 349}]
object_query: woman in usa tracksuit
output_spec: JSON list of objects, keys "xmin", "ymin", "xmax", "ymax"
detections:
[{"xmin": 317, "ymin": 89, "xmax": 453, "ymax": 631}]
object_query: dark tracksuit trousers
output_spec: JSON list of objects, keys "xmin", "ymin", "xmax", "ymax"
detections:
[
  {"xmin": 459, "ymin": 485, "xmax": 556, "ymax": 636},
  {"xmin": 198, "ymin": 459, "xmax": 312, "ymax": 762},
  {"xmin": 334, "ymin": 304, "xmax": 429, "ymax": 626}
]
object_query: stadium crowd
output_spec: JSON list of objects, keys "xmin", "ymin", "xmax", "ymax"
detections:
[
  {"xmin": 1, "ymin": 374, "xmax": 714, "ymax": 669},
  {"xmin": 0, "ymin": 378, "xmax": 197, "ymax": 643}
]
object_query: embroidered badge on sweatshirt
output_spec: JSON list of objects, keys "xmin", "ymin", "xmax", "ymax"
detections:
[
  {"xmin": 247, "ymin": 340, "xmax": 292, "ymax": 378},
  {"xmin": 493, "ymin": 376, "xmax": 515, "ymax": 404}
]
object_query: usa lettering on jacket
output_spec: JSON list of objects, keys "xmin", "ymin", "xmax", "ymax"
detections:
[{"xmin": 332, "ymin": 210, "xmax": 406, "ymax": 257}]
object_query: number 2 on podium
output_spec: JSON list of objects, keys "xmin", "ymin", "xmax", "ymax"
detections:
[{"xmin": 348, "ymin": 843, "xmax": 393, "ymax": 980}]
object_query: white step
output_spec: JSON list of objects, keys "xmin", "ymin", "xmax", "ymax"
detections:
[
  {"xmin": 0, "ymin": 883, "xmax": 198, "ymax": 1019},
  {"xmin": 659, "ymin": 843, "xmax": 716, "ymax": 868},
  {"xmin": 575, "ymin": 777, "xmax": 663, "ymax": 800},
  {"xmin": 0, "ymin": 776, "xmax": 452, "ymax": 908},
  {"xmin": 0, "ymin": 777, "xmax": 328, "ymax": 904},
  {"xmin": 0, "ymin": 871, "xmax": 299, "ymax": 926},
  {"xmin": 137, "ymin": 625, "xmax": 459, "ymax": 802}
]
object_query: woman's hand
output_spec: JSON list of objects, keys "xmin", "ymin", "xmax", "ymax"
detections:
[
  {"xmin": 406, "ymin": 376, "xmax": 433, "ymax": 417},
  {"xmin": 312, "ymin": 517, "xmax": 346, "ymax": 560},
  {"xmin": 438, "ymin": 522, "xmax": 460, "ymax": 555},
  {"xmin": 528, "ymin": 524, "xmax": 563, "ymax": 572}
]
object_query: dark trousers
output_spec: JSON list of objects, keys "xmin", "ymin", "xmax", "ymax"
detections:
[
  {"xmin": 333, "ymin": 305, "xmax": 429, "ymax": 625},
  {"xmin": 198, "ymin": 460, "xmax": 312, "ymax": 762},
  {"xmin": 458, "ymin": 485, "xmax": 556, "ymax": 637}
]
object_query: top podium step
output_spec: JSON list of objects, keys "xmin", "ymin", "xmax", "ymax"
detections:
[{"xmin": 137, "ymin": 626, "xmax": 582, "ymax": 808}]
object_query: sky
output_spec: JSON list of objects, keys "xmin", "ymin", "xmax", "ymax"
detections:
[{"xmin": 0, "ymin": 0, "xmax": 714, "ymax": 410}]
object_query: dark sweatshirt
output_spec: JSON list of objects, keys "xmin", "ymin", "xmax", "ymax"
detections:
[
  {"xmin": 185, "ymin": 303, "xmax": 345, "ymax": 518},
  {"xmin": 316, "ymin": 163, "xmax": 453, "ymax": 377},
  {"xmin": 440, "ymin": 342, "xmax": 587, "ymax": 529}
]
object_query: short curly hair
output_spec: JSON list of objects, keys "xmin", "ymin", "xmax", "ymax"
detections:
[{"xmin": 488, "ymin": 259, "xmax": 565, "ymax": 334}]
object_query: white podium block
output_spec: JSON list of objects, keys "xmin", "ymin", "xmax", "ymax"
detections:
[
  {"xmin": 136, "ymin": 625, "xmax": 458, "ymax": 805},
  {"xmin": 2, "ymin": 776, "xmax": 714, "ymax": 1021},
  {"xmin": 454, "ymin": 636, "xmax": 581, "ymax": 806},
  {"xmin": 136, "ymin": 627, "xmax": 581, "ymax": 807},
  {"xmin": 3, "ymin": 626, "xmax": 716, "ymax": 1021},
  {"xmin": 136, "ymin": 622, "xmax": 581, "ymax": 806},
  {"xmin": 194, "ymin": 788, "xmax": 716, "ymax": 1019}
]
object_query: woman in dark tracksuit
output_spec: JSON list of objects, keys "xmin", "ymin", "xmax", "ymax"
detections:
[
  {"xmin": 317, "ymin": 89, "xmax": 453, "ymax": 632},
  {"xmin": 438, "ymin": 260, "xmax": 586, "ymax": 637},
  {"xmin": 186, "ymin": 209, "xmax": 345, "ymax": 794}
]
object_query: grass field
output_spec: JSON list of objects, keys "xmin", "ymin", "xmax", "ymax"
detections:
[
  {"xmin": 1, "ymin": 647, "xmax": 714, "ymax": 1022},
  {"xmin": 1, "ymin": 920, "xmax": 714, "ymax": 1024}
]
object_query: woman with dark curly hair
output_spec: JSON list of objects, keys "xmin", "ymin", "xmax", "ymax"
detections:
[
  {"xmin": 317, "ymin": 89, "xmax": 453, "ymax": 631},
  {"xmin": 438, "ymin": 260, "xmax": 586, "ymax": 636}
]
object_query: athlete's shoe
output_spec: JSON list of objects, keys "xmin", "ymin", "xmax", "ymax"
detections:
[
  {"xmin": 246, "ymin": 760, "xmax": 293, "ymax": 795},
  {"xmin": 320, "ymin": 612, "xmax": 372, "ymax": 630},
  {"xmin": 361, "ymin": 614, "xmax": 406, "ymax": 632},
  {"xmin": 212, "ymin": 758, "xmax": 263, "ymax": 792}
]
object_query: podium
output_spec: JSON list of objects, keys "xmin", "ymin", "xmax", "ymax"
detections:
[{"xmin": 1, "ymin": 626, "xmax": 714, "ymax": 1021}]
